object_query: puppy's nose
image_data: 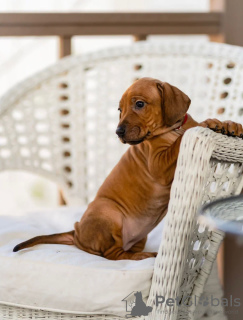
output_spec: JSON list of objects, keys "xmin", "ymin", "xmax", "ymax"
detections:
[{"xmin": 116, "ymin": 126, "xmax": 126, "ymax": 138}]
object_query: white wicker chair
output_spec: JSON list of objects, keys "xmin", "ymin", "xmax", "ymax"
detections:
[{"xmin": 0, "ymin": 42, "xmax": 243, "ymax": 320}]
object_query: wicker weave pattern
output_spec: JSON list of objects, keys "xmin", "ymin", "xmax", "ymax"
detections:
[
  {"xmin": 0, "ymin": 306, "xmax": 125, "ymax": 320},
  {"xmin": 0, "ymin": 42, "xmax": 243, "ymax": 205},
  {"xmin": 148, "ymin": 127, "xmax": 243, "ymax": 320},
  {"xmin": 1, "ymin": 42, "xmax": 243, "ymax": 320}
]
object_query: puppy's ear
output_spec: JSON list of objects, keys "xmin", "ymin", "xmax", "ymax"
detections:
[{"xmin": 157, "ymin": 82, "xmax": 191, "ymax": 126}]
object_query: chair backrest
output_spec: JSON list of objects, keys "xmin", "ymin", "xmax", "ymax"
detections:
[
  {"xmin": 0, "ymin": 42, "xmax": 243, "ymax": 205},
  {"xmin": 148, "ymin": 127, "xmax": 243, "ymax": 320}
]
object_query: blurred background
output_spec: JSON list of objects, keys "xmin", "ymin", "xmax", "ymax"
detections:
[
  {"xmin": 0, "ymin": 0, "xmax": 216, "ymax": 215},
  {"xmin": 0, "ymin": 0, "xmax": 222, "ymax": 215}
]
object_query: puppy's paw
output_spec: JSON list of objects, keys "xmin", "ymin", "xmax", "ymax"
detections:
[
  {"xmin": 221, "ymin": 120, "xmax": 243, "ymax": 138},
  {"xmin": 199, "ymin": 119, "xmax": 243, "ymax": 138}
]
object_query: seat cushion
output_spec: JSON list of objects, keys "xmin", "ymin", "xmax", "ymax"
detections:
[{"xmin": 0, "ymin": 207, "xmax": 164, "ymax": 317}]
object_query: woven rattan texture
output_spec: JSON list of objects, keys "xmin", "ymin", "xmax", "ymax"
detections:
[
  {"xmin": 1, "ymin": 42, "xmax": 243, "ymax": 320},
  {"xmin": 147, "ymin": 127, "xmax": 243, "ymax": 320},
  {"xmin": 0, "ymin": 42, "xmax": 243, "ymax": 205}
]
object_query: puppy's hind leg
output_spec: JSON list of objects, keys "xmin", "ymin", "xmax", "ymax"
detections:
[
  {"xmin": 13, "ymin": 230, "xmax": 75, "ymax": 252},
  {"xmin": 129, "ymin": 238, "xmax": 147, "ymax": 253},
  {"xmin": 104, "ymin": 245, "xmax": 157, "ymax": 260},
  {"xmin": 123, "ymin": 238, "xmax": 157, "ymax": 259}
]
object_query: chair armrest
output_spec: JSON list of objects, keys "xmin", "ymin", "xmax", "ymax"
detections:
[{"xmin": 147, "ymin": 127, "xmax": 243, "ymax": 320}]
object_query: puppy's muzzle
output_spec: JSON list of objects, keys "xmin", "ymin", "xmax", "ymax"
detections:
[{"xmin": 116, "ymin": 126, "xmax": 126, "ymax": 138}]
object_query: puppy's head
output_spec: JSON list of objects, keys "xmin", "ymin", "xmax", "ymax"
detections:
[{"xmin": 116, "ymin": 77, "xmax": 191, "ymax": 145}]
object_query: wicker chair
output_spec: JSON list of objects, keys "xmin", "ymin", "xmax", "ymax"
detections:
[{"xmin": 0, "ymin": 42, "xmax": 243, "ymax": 320}]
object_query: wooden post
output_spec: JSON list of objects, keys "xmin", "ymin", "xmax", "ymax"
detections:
[
  {"xmin": 224, "ymin": 235, "xmax": 243, "ymax": 320},
  {"xmin": 210, "ymin": 0, "xmax": 224, "ymax": 11},
  {"xmin": 209, "ymin": 0, "xmax": 224, "ymax": 43},
  {"xmin": 59, "ymin": 36, "xmax": 72, "ymax": 58},
  {"xmin": 224, "ymin": 0, "xmax": 243, "ymax": 46},
  {"xmin": 133, "ymin": 34, "xmax": 147, "ymax": 42}
]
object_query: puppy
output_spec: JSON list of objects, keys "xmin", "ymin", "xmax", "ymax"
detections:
[{"xmin": 13, "ymin": 78, "xmax": 243, "ymax": 260}]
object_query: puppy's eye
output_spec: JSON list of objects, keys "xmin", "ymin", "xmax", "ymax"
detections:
[{"xmin": 135, "ymin": 101, "xmax": 145, "ymax": 109}]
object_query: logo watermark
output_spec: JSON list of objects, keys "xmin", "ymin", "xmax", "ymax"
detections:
[
  {"xmin": 122, "ymin": 292, "xmax": 241, "ymax": 318},
  {"xmin": 122, "ymin": 291, "xmax": 152, "ymax": 318},
  {"xmin": 156, "ymin": 294, "xmax": 241, "ymax": 308}
]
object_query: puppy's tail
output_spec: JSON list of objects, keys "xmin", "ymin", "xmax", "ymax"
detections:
[{"xmin": 13, "ymin": 230, "xmax": 75, "ymax": 252}]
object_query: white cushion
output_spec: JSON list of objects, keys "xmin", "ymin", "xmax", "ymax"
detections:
[{"xmin": 0, "ymin": 207, "xmax": 164, "ymax": 317}]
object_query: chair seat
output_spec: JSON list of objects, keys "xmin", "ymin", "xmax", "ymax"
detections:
[{"xmin": 0, "ymin": 207, "xmax": 164, "ymax": 317}]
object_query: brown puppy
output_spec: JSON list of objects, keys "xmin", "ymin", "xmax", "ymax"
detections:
[{"xmin": 13, "ymin": 78, "xmax": 243, "ymax": 260}]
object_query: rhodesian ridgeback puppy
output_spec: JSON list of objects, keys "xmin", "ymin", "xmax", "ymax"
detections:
[{"xmin": 13, "ymin": 78, "xmax": 243, "ymax": 260}]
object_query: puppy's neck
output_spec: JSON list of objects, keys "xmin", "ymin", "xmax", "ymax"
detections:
[
  {"xmin": 180, "ymin": 114, "xmax": 198, "ymax": 130},
  {"xmin": 149, "ymin": 117, "xmax": 185, "ymax": 138},
  {"xmin": 147, "ymin": 114, "xmax": 198, "ymax": 139}
]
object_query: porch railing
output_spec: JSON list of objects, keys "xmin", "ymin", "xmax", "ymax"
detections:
[{"xmin": 0, "ymin": 12, "xmax": 224, "ymax": 58}]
